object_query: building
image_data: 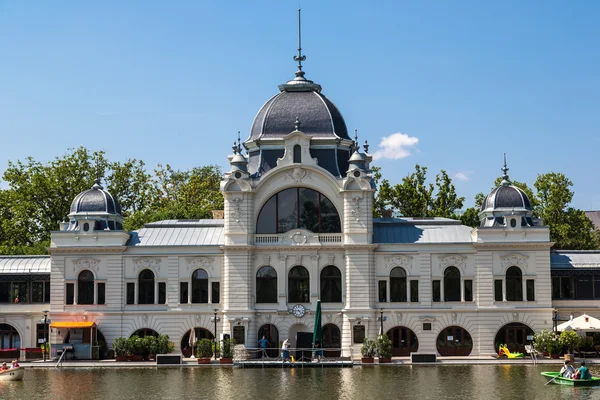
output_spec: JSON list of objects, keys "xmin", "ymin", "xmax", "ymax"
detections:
[{"xmin": 2, "ymin": 45, "xmax": 599, "ymax": 361}]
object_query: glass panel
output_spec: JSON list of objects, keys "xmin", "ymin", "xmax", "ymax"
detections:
[
  {"xmin": 158, "ymin": 282, "xmax": 166, "ymax": 304},
  {"xmin": 126, "ymin": 282, "xmax": 135, "ymax": 305},
  {"xmin": 97, "ymin": 283, "xmax": 106, "ymax": 304},
  {"xmin": 180, "ymin": 282, "xmax": 188, "ymax": 304},
  {"xmin": 31, "ymin": 282, "xmax": 44, "ymax": 303},
  {"xmin": 552, "ymin": 277, "xmax": 560, "ymax": 299},
  {"xmin": 594, "ymin": 276, "xmax": 600, "ymax": 299},
  {"xmin": 256, "ymin": 196, "xmax": 277, "ymax": 234},
  {"xmin": 506, "ymin": 267, "xmax": 523, "ymax": 301},
  {"xmin": 299, "ymin": 188, "xmax": 319, "ymax": 232},
  {"xmin": 277, "ymin": 188, "xmax": 298, "ymax": 233},
  {"xmin": 526, "ymin": 279, "xmax": 535, "ymax": 301},
  {"xmin": 432, "ymin": 280, "xmax": 441, "ymax": 302},
  {"xmin": 320, "ymin": 266, "xmax": 342, "ymax": 303},
  {"xmin": 378, "ymin": 280, "xmax": 387, "ymax": 302},
  {"xmin": 320, "ymin": 195, "xmax": 341, "ymax": 233},
  {"xmin": 293, "ymin": 145, "xmax": 301, "ymax": 163},
  {"xmin": 212, "ymin": 282, "xmax": 220, "ymax": 304},
  {"xmin": 410, "ymin": 280, "xmax": 419, "ymax": 302},
  {"xmin": 78, "ymin": 271, "xmax": 95, "ymax": 305},
  {"xmin": 464, "ymin": 280, "xmax": 473, "ymax": 302},
  {"xmin": 494, "ymin": 280, "xmax": 503, "ymax": 301},
  {"xmin": 561, "ymin": 277, "xmax": 573, "ymax": 299},
  {"xmin": 192, "ymin": 269, "xmax": 209, "ymax": 303},
  {"xmin": 444, "ymin": 267, "xmax": 460, "ymax": 302},
  {"xmin": 0, "ymin": 282, "xmax": 9, "ymax": 303},
  {"xmin": 353, "ymin": 325, "xmax": 365, "ymax": 344},
  {"xmin": 233, "ymin": 326, "xmax": 245, "ymax": 345},
  {"xmin": 44, "ymin": 281, "xmax": 50, "ymax": 303},
  {"xmin": 12, "ymin": 282, "xmax": 28, "ymax": 303},
  {"xmin": 390, "ymin": 276, "xmax": 407, "ymax": 302},
  {"xmin": 256, "ymin": 267, "xmax": 277, "ymax": 303},
  {"xmin": 138, "ymin": 270, "xmax": 155, "ymax": 304},
  {"xmin": 576, "ymin": 277, "xmax": 593, "ymax": 300},
  {"xmin": 66, "ymin": 283, "xmax": 74, "ymax": 305},
  {"xmin": 288, "ymin": 266, "xmax": 309, "ymax": 303}
]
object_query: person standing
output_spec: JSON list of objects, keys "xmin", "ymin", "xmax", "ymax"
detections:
[
  {"xmin": 258, "ymin": 335, "xmax": 269, "ymax": 358},
  {"xmin": 282, "ymin": 338, "xmax": 290, "ymax": 361}
]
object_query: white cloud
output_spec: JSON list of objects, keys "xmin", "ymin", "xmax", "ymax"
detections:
[
  {"xmin": 372, "ymin": 132, "xmax": 419, "ymax": 160},
  {"xmin": 453, "ymin": 171, "xmax": 473, "ymax": 182}
]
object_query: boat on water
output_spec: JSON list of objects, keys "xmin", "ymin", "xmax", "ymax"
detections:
[
  {"xmin": 0, "ymin": 367, "xmax": 25, "ymax": 381},
  {"xmin": 541, "ymin": 372, "xmax": 600, "ymax": 387}
]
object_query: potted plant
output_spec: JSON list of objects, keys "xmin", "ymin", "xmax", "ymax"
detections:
[
  {"xmin": 220, "ymin": 338, "xmax": 236, "ymax": 364},
  {"xmin": 143, "ymin": 335, "xmax": 157, "ymax": 361},
  {"xmin": 128, "ymin": 335, "xmax": 144, "ymax": 361},
  {"xmin": 532, "ymin": 330, "xmax": 553, "ymax": 357},
  {"xmin": 547, "ymin": 337, "xmax": 562, "ymax": 359},
  {"xmin": 113, "ymin": 337, "xmax": 129, "ymax": 362},
  {"xmin": 559, "ymin": 330, "xmax": 579, "ymax": 361},
  {"xmin": 361, "ymin": 338, "xmax": 376, "ymax": 364},
  {"xmin": 40, "ymin": 342, "xmax": 49, "ymax": 355},
  {"xmin": 197, "ymin": 338, "xmax": 213, "ymax": 364},
  {"xmin": 377, "ymin": 334, "xmax": 392, "ymax": 363}
]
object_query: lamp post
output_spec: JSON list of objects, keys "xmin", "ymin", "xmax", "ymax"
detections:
[
  {"xmin": 380, "ymin": 309, "xmax": 384, "ymax": 336},
  {"xmin": 553, "ymin": 309, "xmax": 559, "ymax": 336},
  {"xmin": 213, "ymin": 309, "xmax": 219, "ymax": 360},
  {"xmin": 43, "ymin": 310, "xmax": 49, "ymax": 362}
]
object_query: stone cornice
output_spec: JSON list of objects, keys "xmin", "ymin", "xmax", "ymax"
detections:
[
  {"xmin": 473, "ymin": 242, "xmax": 553, "ymax": 250},
  {"xmin": 48, "ymin": 246, "xmax": 128, "ymax": 254}
]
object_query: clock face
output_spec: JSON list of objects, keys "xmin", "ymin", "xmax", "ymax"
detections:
[{"xmin": 292, "ymin": 304, "xmax": 306, "ymax": 318}]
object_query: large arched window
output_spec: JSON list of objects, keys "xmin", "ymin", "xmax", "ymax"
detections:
[
  {"xmin": 138, "ymin": 269, "xmax": 155, "ymax": 304},
  {"xmin": 288, "ymin": 266, "xmax": 309, "ymax": 303},
  {"xmin": 506, "ymin": 266, "xmax": 523, "ymax": 301},
  {"xmin": 444, "ymin": 267, "xmax": 461, "ymax": 302},
  {"xmin": 256, "ymin": 266, "xmax": 277, "ymax": 303},
  {"xmin": 78, "ymin": 270, "xmax": 95, "ymax": 305},
  {"xmin": 390, "ymin": 267, "xmax": 407, "ymax": 302},
  {"xmin": 256, "ymin": 188, "xmax": 341, "ymax": 234},
  {"xmin": 191, "ymin": 269, "xmax": 209, "ymax": 303},
  {"xmin": 320, "ymin": 266, "xmax": 342, "ymax": 303}
]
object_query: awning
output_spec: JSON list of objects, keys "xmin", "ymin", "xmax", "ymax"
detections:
[{"xmin": 50, "ymin": 321, "xmax": 96, "ymax": 329}]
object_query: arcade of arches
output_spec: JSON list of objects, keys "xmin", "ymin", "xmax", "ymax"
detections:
[{"xmin": 131, "ymin": 328, "xmax": 159, "ymax": 338}]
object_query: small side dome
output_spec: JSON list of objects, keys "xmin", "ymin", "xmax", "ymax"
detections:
[
  {"xmin": 480, "ymin": 184, "xmax": 532, "ymax": 212},
  {"xmin": 67, "ymin": 179, "xmax": 124, "ymax": 231}
]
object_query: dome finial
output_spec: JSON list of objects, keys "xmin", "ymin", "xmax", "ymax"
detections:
[
  {"xmin": 352, "ymin": 129, "xmax": 360, "ymax": 152},
  {"xmin": 293, "ymin": 8, "xmax": 307, "ymax": 78},
  {"xmin": 93, "ymin": 156, "xmax": 103, "ymax": 190},
  {"xmin": 232, "ymin": 131, "xmax": 242, "ymax": 154},
  {"xmin": 501, "ymin": 153, "xmax": 510, "ymax": 186},
  {"xmin": 294, "ymin": 116, "xmax": 301, "ymax": 131},
  {"xmin": 364, "ymin": 140, "xmax": 369, "ymax": 153}
]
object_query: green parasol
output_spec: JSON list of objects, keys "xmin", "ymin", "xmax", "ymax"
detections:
[{"xmin": 313, "ymin": 300, "xmax": 322, "ymax": 349}]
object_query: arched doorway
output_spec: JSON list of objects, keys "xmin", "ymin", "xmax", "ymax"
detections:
[
  {"xmin": 495, "ymin": 323, "xmax": 534, "ymax": 354},
  {"xmin": 258, "ymin": 324, "xmax": 279, "ymax": 357},
  {"xmin": 0, "ymin": 324, "xmax": 20, "ymax": 359},
  {"xmin": 386, "ymin": 326, "xmax": 419, "ymax": 356},
  {"xmin": 131, "ymin": 328, "xmax": 159, "ymax": 338},
  {"xmin": 436, "ymin": 326, "xmax": 473, "ymax": 356},
  {"xmin": 97, "ymin": 330, "xmax": 109, "ymax": 359},
  {"xmin": 322, "ymin": 324, "xmax": 341, "ymax": 357},
  {"xmin": 180, "ymin": 328, "xmax": 214, "ymax": 358},
  {"xmin": 288, "ymin": 323, "xmax": 311, "ymax": 361}
]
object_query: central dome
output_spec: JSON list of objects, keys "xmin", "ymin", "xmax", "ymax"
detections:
[{"xmin": 249, "ymin": 90, "xmax": 349, "ymax": 141}]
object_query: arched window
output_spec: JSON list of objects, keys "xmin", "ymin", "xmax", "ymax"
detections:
[
  {"xmin": 288, "ymin": 266, "xmax": 309, "ymax": 303},
  {"xmin": 191, "ymin": 269, "xmax": 209, "ymax": 303},
  {"xmin": 256, "ymin": 188, "xmax": 341, "ymax": 234},
  {"xmin": 293, "ymin": 145, "xmax": 301, "ymax": 163},
  {"xmin": 132, "ymin": 328, "xmax": 159, "ymax": 338},
  {"xmin": 138, "ymin": 269, "xmax": 155, "ymax": 304},
  {"xmin": 390, "ymin": 267, "xmax": 407, "ymax": 302},
  {"xmin": 77, "ymin": 270, "xmax": 94, "ymax": 305},
  {"xmin": 256, "ymin": 266, "xmax": 277, "ymax": 303},
  {"xmin": 506, "ymin": 266, "xmax": 523, "ymax": 301},
  {"xmin": 320, "ymin": 266, "xmax": 342, "ymax": 303},
  {"xmin": 444, "ymin": 267, "xmax": 461, "ymax": 302}
]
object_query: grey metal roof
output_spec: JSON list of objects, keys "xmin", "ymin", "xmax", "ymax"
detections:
[
  {"xmin": 129, "ymin": 219, "xmax": 224, "ymax": 246},
  {"xmin": 551, "ymin": 251, "xmax": 600, "ymax": 269},
  {"xmin": 585, "ymin": 211, "xmax": 600, "ymax": 230},
  {"xmin": 481, "ymin": 184, "xmax": 532, "ymax": 211},
  {"xmin": 0, "ymin": 256, "xmax": 51, "ymax": 274},
  {"xmin": 71, "ymin": 180, "xmax": 122, "ymax": 215},
  {"xmin": 373, "ymin": 218, "xmax": 473, "ymax": 244}
]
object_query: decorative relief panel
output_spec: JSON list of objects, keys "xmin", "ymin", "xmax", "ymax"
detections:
[
  {"xmin": 230, "ymin": 198, "xmax": 244, "ymax": 223},
  {"xmin": 133, "ymin": 257, "xmax": 161, "ymax": 273},
  {"xmin": 501, "ymin": 253, "xmax": 528, "ymax": 270},
  {"xmin": 439, "ymin": 254, "xmax": 467, "ymax": 271},
  {"xmin": 350, "ymin": 197, "xmax": 365, "ymax": 221},
  {"xmin": 262, "ymin": 255, "xmax": 271, "ymax": 266},
  {"xmin": 73, "ymin": 258, "xmax": 100, "ymax": 275},
  {"xmin": 385, "ymin": 255, "xmax": 413, "ymax": 269},
  {"xmin": 282, "ymin": 230, "xmax": 319, "ymax": 246},
  {"xmin": 327, "ymin": 254, "xmax": 335, "ymax": 265},
  {"xmin": 187, "ymin": 257, "xmax": 214, "ymax": 274},
  {"xmin": 285, "ymin": 166, "xmax": 312, "ymax": 183}
]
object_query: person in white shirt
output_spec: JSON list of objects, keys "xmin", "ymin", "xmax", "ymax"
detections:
[
  {"xmin": 282, "ymin": 339, "xmax": 290, "ymax": 361},
  {"xmin": 560, "ymin": 360, "xmax": 576, "ymax": 378}
]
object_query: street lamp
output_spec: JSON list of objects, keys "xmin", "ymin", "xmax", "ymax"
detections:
[
  {"xmin": 43, "ymin": 310, "xmax": 49, "ymax": 362},
  {"xmin": 380, "ymin": 309, "xmax": 384, "ymax": 336},
  {"xmin": 213, "ymin": 309, "xmax": 219, "ymax": 360},
  {"xmin": 553, "ymin": 309, "xmax": 559, "ymax": 336}
]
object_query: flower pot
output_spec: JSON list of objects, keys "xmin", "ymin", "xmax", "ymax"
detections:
[
  {"xmin": 115, "ymin": 355, "xmax": 128, "ymax": 362},
  {"xmin": 378, "ymin": 357, "xmax": 392, "ymax": 363},
  {"xmin": 564, "ymin": 353, "xmax": 574, "ymax": 362},
  {"xmin": 147, "ymin": 354, "xmax": 156, "ymax": 361},
  {"xmin": 551, "ymin": 353, "xmax": 560, "ymax": 359},
  {"xmin": 220, "ymin": 358, "xmax": 233, "ymax": 364},
  {"xmin": 197, "ymin": 358, "xmax": 211, "ymax": 364},
  {"xmin": 129, "ymin": 355, "xmax": 144, "ymax": 362},
  {"xmin": 361, "ymin": 357, "xmax": 374, "ymax": 364}
]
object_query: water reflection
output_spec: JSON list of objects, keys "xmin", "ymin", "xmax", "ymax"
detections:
[{"xmin": 1, "ymin": 365, "xmax": 600, "ymax": 400}]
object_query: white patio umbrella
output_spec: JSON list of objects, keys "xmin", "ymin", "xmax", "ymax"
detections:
[
  {"xmin": 557, "ymin": 314, "xmax": 600, "ymax": 332},
  {"xmin": 188, "ymin": 328, "xmax": 197, "ymax": 358}
]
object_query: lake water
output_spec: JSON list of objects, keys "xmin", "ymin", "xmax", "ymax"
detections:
[{"xmin": 2, "ymin": 364, "xmax": 600, "ymax": 400}]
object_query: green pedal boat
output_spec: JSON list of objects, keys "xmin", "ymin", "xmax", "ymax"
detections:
[{"xmin": 541, "ymin": 372, "xmax": 600, "ymax": 387}]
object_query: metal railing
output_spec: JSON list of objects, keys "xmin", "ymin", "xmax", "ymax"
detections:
[{"xmin": 233, "ymin": 346, "xmax": 352, "ymax": 368}]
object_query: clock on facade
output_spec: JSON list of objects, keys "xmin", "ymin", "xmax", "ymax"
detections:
[{"xmin": 292, "ymin": 304, "xmax": 306, "ymax": 318}]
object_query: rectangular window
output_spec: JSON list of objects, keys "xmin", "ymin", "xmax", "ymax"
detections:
[
  {"xmin": 44, "ymin": 281, "xmax": 50, "ymax": 303},
  {"xmin": 464, "ymin": 280, "xmax": 473, "ymax": 302},
  {"xmin": 126, "ymin": 282, "xmax": 135, "ymax": 305},
  {"xmin": 526, "ymin": 279, "xmax": 535, "ymax": 301},
  {"xmin": 576, "ymin": 277, "xmax": 593, "ymax": 299},
  {"xmin": 410, "ymin": 280, "xmax": 419, "ymax": 302},
  {"xmin": 494, "ymin": 280, "xmax": 503, "ymax": 302},
  {"xmin": 594, "ymin": 276, "xmax": 600, "ymax": 299},
  {"xmin": 561, "ymin": 277, "xmax": 574, "ymax": 299},
  {"xmin": 353, "ymin": 325, "xmax": 366, "ymax": 344},
  {"xmin": 158, "ymin": 282, "xmax": 166, "ymax": 304},
  {"xmin": 212, "ymin": 282, "xmax": 220, "ymax": 304},
  {"xmin": 432, "ymin": 280, "xmax": 441, "ymax": 302},
  {"xmin": 378, "ymin": 281, "xmax": 387, "ymax": 302},
  {"xmin": 12, "ymin": 281, "xmax": 28, "ymax": 303},
  {"xmin": 31, "ymin": 282, "xmax": 44, "ymax": 303},
  {"xmin": 97, "ymin": 283, "xmax": 106, "ymax": 305},
  {"xmin": 233, "ymin": 326, "xmax": 245, "ymax": 345},
  {"xmin": 551, "ymin": 277, "xmax": 560, "ymax": 299},
  {"xmin": 0, "ymin": 282, "xmax": 10, "ymax": 303},
  {"xmin": 66, "ymin": 283, "xmax": 74, "ymax": 305},
  {"xmin": 180, "ymin": 282, "xmax": 188, "ymax": 304},
  {"xmin": 423, "ymin": 323, "xmax": 432, "ymax": 331}
]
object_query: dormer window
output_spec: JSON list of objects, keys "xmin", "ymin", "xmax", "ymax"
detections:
[
  {"xmin": 83, "ymin": 222, "xmax": 90, "ymax": 232},
  {"xmin": 293, "ymin": 145, "xmax": 301, "ymax": 163}
]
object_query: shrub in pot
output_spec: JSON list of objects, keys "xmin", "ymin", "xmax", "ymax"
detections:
[
  {"xmin": 220, "ymin": 338, "xmax": 236, "ymax": 364},
  {"xmin": 361, "ymin": 338, "xmax": 376, "ymax": 364},
  {"xmin": 197, "ymin": 338, "xmax": 213, "ymax": 364},
  {"xmin": 532, "ymin": 330, "xmax": 553, "ymax": 357},
  {"xmin": 113, "ymin": 337, "xmax": 129, "ymax": 361},
  {"xmin": 128, "ymin": 335, "xmax": 145, "ymax": 361},
  {"xmin": 377, "ymin": 334, "xmax": 393, "ymax": 363},
  {"xmin": 547, "ymin": 338, "xmax": 562, "ymax": 359},
  {"xmin": 559, "ymin": 330, "xmax": 579, "ymax": 359},
  {"xmin": 143, "ymin": 335, "xmax": 157, "ymax": 360}
]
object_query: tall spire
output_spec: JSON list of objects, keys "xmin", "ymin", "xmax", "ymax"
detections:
[
  {"xmin": 293, "ymin": 8, "xmax": 307, "ymax": 78},
  {"xmin": 501, "ymin": 153, "xmax": 510, "ymax": 186},
  {"xmin": 93, "ymin": 155, "xmax": 103, "ymax": 189}
]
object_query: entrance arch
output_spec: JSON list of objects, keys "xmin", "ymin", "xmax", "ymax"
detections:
[
  {"xmin": 131, "ymin": 328, "xmax": 159, "ymax": 338},
  {"xmin": 322, "ymin": 324, "xmax": 341, "ymax": 357},
  {"xmin": 495, "ymin": 323, "xmax": 534, "ymax": 354},
  {"xmin": 258, "ymin": 324, "xmax": 279, "ymax": 358},
  {"xmin": 0, "ymin": 324, "xmax": 20, "ymax": 359},
  {"xmin": 436, "ymin": 326, "xmax": 473, "ymax": 356},
  {"xmin": 180, "ymin": 328, "xmax": 214, "ymax": 358},
  {"xmin": 386, "ymin": 326, "xmax": 419, "ymax": 356}
]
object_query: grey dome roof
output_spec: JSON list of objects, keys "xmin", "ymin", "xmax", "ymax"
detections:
[
  {"xmin": 481, "ymin": 184, "xmax": 532, "ymax": 212},
  {"xmin": 249, "ymin": 90, "xmax": 349, "ymax": 141},
  {"xmin": 70, "ymin": 180, "xmax": 122, "ymax": 215}
]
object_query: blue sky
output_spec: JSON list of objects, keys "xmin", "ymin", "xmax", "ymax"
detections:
[{"xmin": 0, "ymin": 1, "xmax": 598, "ymax": 209}]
